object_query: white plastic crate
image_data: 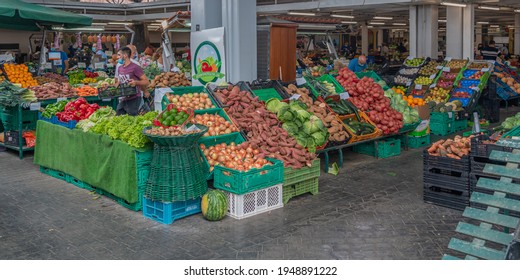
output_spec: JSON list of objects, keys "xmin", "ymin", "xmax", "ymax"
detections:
[{"xmin": 224, "ymin": 184, "xmax": 283, "ymax": 219}]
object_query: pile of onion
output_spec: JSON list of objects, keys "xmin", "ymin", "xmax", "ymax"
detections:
[
  {"xmin": 200, "ymin": 142, "xmax": 271, "ymax": 172},
  {"xmin": 194, "ymin": 113, "xmax": 239, "ymax": 136},
  {"xmin": 166, "ymin": 92, "xmax": 214, "ymax": 110}
]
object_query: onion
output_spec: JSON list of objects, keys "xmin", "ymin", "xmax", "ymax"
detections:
[
  {"xmin": 253, "ymin": 149, "xmax": 259, "ymax": 155},
  {"xmin": 218, "ymin": 155, "xmax": 226, "ymax": 162},
  {"xmin": 210, "ymin": 153, "xmax": 218, "ymax": 160}
]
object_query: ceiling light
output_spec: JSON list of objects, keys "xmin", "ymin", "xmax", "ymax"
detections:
[
  {"xmin": 341, "ymin": 21, "xmax": 357, "ymax": 24},
  {"xmin": 367, "ymin": 26, "xmax": 374, "ymax": 28},
  {"xmin": 373, "ymin": 16, "xmax": 393, "ymax": 20},
  {"xmin": 479, "ymin": 6, "xmax": 500, "ymax": 11},
  {"xmin": 441, "ymin": 2, "xmax": 467, "ymax": 8},
  {"xmin": 368, "ymin": 22, "xmax": 385, "ymax": 25},
  {"xmin": 515, "ymin": 9, "xmax": 520, "ymax": 13},
  {"xmin": 92, "ymin": 23, "xmax": 107, "ymax": 26},
  {"xmin": 392, "ymin": 23, "xmax": 407, "ymax": 26},
  {"xmin": 288, "ymin": 12, "xmax": 316, "ymax": 16},
  {"xmin": 438, "ymin": 19, "xmax": 447, "ymax": 23},
  {"xmin": 108, "ymin": 22, "xmax": 132, "ymax": 25},
  {"xmin": 490, "ymin": 25, "xmax": 499, "ymax": 28},
  {"xmin": 476, "ymin": 22, "xmax": 489, "ymax": 25},
  {"xmin": 331, "ymin": 14, "xmax": 354, "ymax": 19}
]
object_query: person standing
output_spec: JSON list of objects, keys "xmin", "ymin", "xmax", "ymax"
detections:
[
  {"xmin": 114, "ymin": 47, "xmax": 149, "ymax": 116},
  {"xmin": 348, "ymin": 55, "xmax": 368, "ymax": 72},
  {"xmin": 50, "ymin": 46, "xmax": 69, "ymax": 75},
  {"xmin": 481, "ymin": 40, "xmax": 501, "ymax": 61}
]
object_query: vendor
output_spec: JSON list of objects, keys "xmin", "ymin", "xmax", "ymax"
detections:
[
  {"xmin": 114, "ymin": 46, "xmax": 149, "ymax": 116},
  {"xmin": 348, "ymin": 55, "xmax": 368, "ymax": 72},
  {"xmin": 50, "ymin": 46, "xmax": 69, "ymax": 75}
]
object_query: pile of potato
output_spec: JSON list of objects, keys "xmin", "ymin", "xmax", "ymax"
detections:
[
  {"xmin": 30, "ymin": 82, "xmax": 77, "ymax": 100},
  {"xmin": 150, "ymin": 72, "xmax": 191, "ymax": 88}
]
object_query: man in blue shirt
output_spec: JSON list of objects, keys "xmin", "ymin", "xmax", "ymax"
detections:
[
  {"xmin": 49, "ymin": 47, "xmax": 69, "ymax": 75},
  {"xmin": 348, "ymin": 55, "xmax": 368, "ymax": 72}
]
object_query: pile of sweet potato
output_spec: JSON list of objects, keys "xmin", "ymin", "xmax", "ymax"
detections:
[
  {"xmin": 427, "ymin": 135, "xmax": 474, "ymax": 160},
  {"xmin": 30, "ymin": 82, "xmax": 77, "ymax": 100},
  {"xmin": 223, "ymin": 85, "xmax": 316, "ymax": 168}
]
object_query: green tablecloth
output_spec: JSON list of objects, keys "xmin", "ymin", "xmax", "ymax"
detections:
[{"xmin": 34, "ymin": 120, "xmax": 148, "ymax": 203}]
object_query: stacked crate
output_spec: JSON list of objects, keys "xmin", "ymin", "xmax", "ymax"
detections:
[{"xmin": 429, "ymin": 112, "xmax": 467, "ymax": 136}]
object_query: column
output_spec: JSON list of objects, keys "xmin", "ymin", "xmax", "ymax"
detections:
[
  {"xmin": 475, "ymin": 25, "xmax": 482, "ymax": 47},
  {"xmin": 131, "ymin": 23, "xmax": 149, "ymax": 52},
  {"xmin": 221, "ymin": 0, "xmax": 257, "ymax": 83},
  {"xmin": 377, "ymin": 29, "xmax": 384, "ymax": 50},
  {"xmin": 361, "ymin": 25, "xmax": 368, "ymax": 55},
  {"xmin": 462, "ymin": 4, "xmax": 474, "ymax": 59},
  {"xmin": 409, "ymin": 5, "xmax": 417, "ymax": 57},
  {"xmin": 373, "ymin": 30, "xmax": 377, "ymax": 52},
  {"xmin": 515, "ymin": 14, "xmax": 520, "ymax": 55},
  {"xmin": 191, "ymin": 0, "xmax": 222, "ymax": 31},
  {"xmin": 446, "ymin": 6, "xmax": 463, "ymax": 58}
]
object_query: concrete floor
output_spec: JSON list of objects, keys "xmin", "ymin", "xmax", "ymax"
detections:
[{"xmin": 1, "ymin": 106, "xmax": 518, "ymax": 260}]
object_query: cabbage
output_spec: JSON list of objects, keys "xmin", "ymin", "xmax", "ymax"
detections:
[
  {"xmin": 303, "ymin": 115, "xmax": 325, "ymax": 134},
  {"xmin": 282, "ymin": 122, "xmax": 298, "ymax": 134},
  {"xmin": 266, "ymin": 98, "xmax": 283, "ymax": 113},
  {"xmin": 295, "ymin": 109, "xmax": 311, "ymax": 123},
  {"xmin": 311, "ymin": 131, "xmax": 327, "ymax": 146}
]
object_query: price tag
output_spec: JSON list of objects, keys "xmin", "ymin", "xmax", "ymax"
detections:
[
  {"xmin": 44, "ymin": 62, "xmax": 52, "ymax": 69},
  {"xmin": 296, "ymin": 77, "xmax": 307, "ymax": 86},
  {"xmin": 444, "ymin": 57, "xmax": 452, "ymax": 62},
  {"xmin": 94, "ymin": 62, "xmax": 105, "ymax": 69},
  {"xmin": 289, "ymin": 94, "xmax": 301, "ymax": 100},
  {"xmin": 186, "ymin": 124, "xmax": 201, "ymax": 132},
  {"xmin": 340, "ymin": 92, "xmax": 350, "ymax": 100},
  {"xmin": 29, "ymin": 102, "xmax": 41, "ymax": 111},
  {"xmin": 429, "ymin": 74, "xmax": 437, "ymax": 79},
  {"xmin": 436, "ymin": 65, "xmax": 443, "ymax": 70},
  {"xmin": 182, "ymin": 53, "xmax": 189, "ymax": 59},
  {"xmin": 102, "ymin": 98, "xmax": 111, "ymax": 102},
  {"xmin": 415, "ymin": 84, "xmax": 423, "ymax": 90},
  {"xmin": 53, "ymin": 60, "xmax": 62, "ymax": 66},
  {"xmin": 78, "ymin": 62, "xmax": 86, "ymax": 69},
  {"xmin": 429, "ymin": 83, "xmax": 437, "ymax": 89},
  {"xmin": 448, "ymin": 112, "xmax": 453, "ymax": 118},
  {"xmin": 105, "ymin": 51, "xmax": 113, "ymax": 56},
  {"xmin": 107, "ymin": 63, "xmax": 114, "ymax": 68},
  {"xmin": 185, "ymin": 72, "xmax": 191, "ymax": 79},
  {"xmin": 57, "ymin": 97, "xmax": 67, "ymax": 102},
  {"xmin": 470, "ymin": 86, "xmax": 479, "ymax": 92},
  {"xmin": 481, "ymin": 68, "xmax": 489, "ymax": 72},
  {"xmin": 443, "ymin": 67, "xmax": 450, "ymax": 72},
  {"xmin": 406, "ymin": 56, "xmax": 413, "ymax": 60},
  {"xmin": 406, "ymin": 81, "xmax": 412, "ymax": 87}
]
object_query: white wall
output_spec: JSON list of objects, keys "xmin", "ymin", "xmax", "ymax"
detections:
[
  {"xmin": 148, "ymin": 31, "xmax": 190, "ymax": 45},
  {"xmin": 0, "ymin": 29, "xmax": 40, "ymax": 54}
]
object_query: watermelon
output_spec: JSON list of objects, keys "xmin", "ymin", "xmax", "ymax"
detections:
[{"xmin": 201, "ymin": 190, "xmax": 227, "ymax": 221}]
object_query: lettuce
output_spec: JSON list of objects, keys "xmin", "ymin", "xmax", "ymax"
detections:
[{"xmin": 266, "ymin": 98, "xmax": 283, "ymax": 113}]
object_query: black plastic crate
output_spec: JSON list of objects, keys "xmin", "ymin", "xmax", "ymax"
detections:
[
  {"xmin": 470, "ymin": 155, "xmax": 507, "ymax": 175},
  {"xmin": 98, "ymin": 85, "xmax": 138, "ymax": 99},
  {"xmin": 469, "ymin": 172, "xmax": 520, "ymax": 201},
  {"xmin": 481, "ymin": 98, "xmax": 501, "ymax": 124},
  {"xmin": 205, "ymin": 82, "xmax": 253, "ymax": 108},
  {"xmin": 423, "ymin": 192, "xmax": 469, "ymax": 211},
  {"xmin": 470, "ymin": 135, "xmax": 513, "ymax": 158},
  {"xmin": 423, "ymin": 149, "xmax": 470, "ymax": 172},
  {"xmin": 4, "ymin": 130, "xmax": 25, "ymax": 146},
  {"xmin": 423, "ymin": 167, "xmax": 469, "ymax": 190},
  {"xmin": 248, "ymin": 79, "xmax": 290, "ymax": 100}
]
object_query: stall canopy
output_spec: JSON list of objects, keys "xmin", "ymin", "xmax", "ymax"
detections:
[{"xmin": 0, "ymin": 0, "xmax": 92, "ymax": 31}]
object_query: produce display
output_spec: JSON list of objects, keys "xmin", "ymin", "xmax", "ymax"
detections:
[
  {"xmin": 76, "ymin": 85, "xmax": 98, "ymax": 97},
  {"xmin": 320, "ymin": 81, "xmax": 336, "ymax": 96},
  {"xmin": 404, "ymin": 95, "xmax": 425, "ymax": 108},
  {"xmin": 35, "ymin": 73, "xmax": 68, "ymax": 85},
  {"xmin": 149, "ymin": 72, "xmax": 191, "ymax": 88},
  {"xmin": 466, "ymin": 71, "xmax": 483, "ymax": 80},
  {"xmin": 3, "ymin": 64, "xmax": 38, "ymax": 88},
  {"xmin": 201, "ymin": 190, "xmax": 228, "ymax": 222},
  {"xmin": 145, "ymin": 125, "xmax": 201, "ymax": 136},
  {"xmin": 418, "ymin": 61, "xmax": 441, "ymax": 76},
  {"xmin": 75, "ymin": 107, "xmax": 116, "ymax": 132},
  {"xmin": 336, "ymin": 68, "xmax": 403, "ymax": 135},
  {"xmin": 440, "ymin": 72, "xmax": 457, "ymax": 80},
  {"xmin": 143, "ymin": 64, "xmax": 162, "ymax": 80},
  {"xmin": 67, "ymin": 69, "xmax": 86, "ymax": 85},
  {"xmin": 90, "ymin": 111, "xmax": 158, "ymax": 148},
  {"xmin": 56, "ymin": 98, "xmax": 100, "ymax": 123},
  {"xmin": 200, "ymin": 142, "xmax": 271, "ymax": 172},
  {"xmin": 393, "ymin": 75, "xmax": 413, "ymax": 85},
  {"xmin": 30, "ymin": 82, "xmax": 77, "ymax": 100},
  {"xmin": 495, "ymin": 113, "xmax": 520, "ymax": 132},
  {"xmin": 404, "ymin": 58, "xmax": 425, "ymax": 67},
  {"xmin": 495, "ymin": 72, "xmax": 520, "ymax": 94},
  {"xmin": 446, "ymin": 60, "xmax": 466, "ymax": 69},
  {"xmin": 398, "ymin": 68, "xmax": 419, "ymax": 76},
  {"xmin": 425, "ymin": 87, "xmax": 450, "ymax": 103},
  {"xmin": 223, "ymin": 85, "xmax": 316, "ymax": 168},
  {"xmin": 324, "ymin": 98, "xmax": 357, "ymax": 115},
  {"xmin": 414, "ymin": 76, "xmax": 433, "ymax": 85},
  {"xmin": 385, "ymin": 88, "xmax": 420, "ymax": 125},
  {"xmin": 193, "ymin": 113, "xmax": 239, "ymax": 137},
  {"xmin": 427, "ymin": 135, "xmax": 473, "ymax": 159},
  {"xmin": 154, "ymin": 107, "xmax": 192, "ymax": 127},
  {"xmin": 164, "ymin": 92, "xmax": 215, "ymax": 111},
  {"xmin": 452, "ymin": 90, "xmax": 471, "ymax": 98},
  {"xmin": 0, "ymin": 80, "xmax": 37, "ymax": 108},
  {"xmin": 40, "ymin": 100, "xmax": 68, "ymax": 119},
  {"xmin": 391, "ymin": 86, "xmax": 407, "ymax": 95},
  {"xmin": 436, "ymin": 80, "xmax": 454, "ymax": 88},
  {"xmin": 468, "ymin": 62, "xmax": 488, "ymax": 69},
  {"xmin": 80, "ymin": 71, "xmax": 99, "ymax": 84},
  {"xmin": 284, "ymin": 84, "xmax": 350, "ymax": 143},
  {"xmin": 266, "ymin": 99, "xmax": 329, "ymax": 152},
  {"xmin": 343, "ymin": 117, "xmax": 377, "ymax": 136},
  {"xmin": 427, "ymin": 100, "xmax": 462, "ymax": 113}
]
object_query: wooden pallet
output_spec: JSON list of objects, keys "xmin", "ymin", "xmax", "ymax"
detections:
[{"xmin": 443, "ymin": 139, "xmax": 520, "ymax": 260}]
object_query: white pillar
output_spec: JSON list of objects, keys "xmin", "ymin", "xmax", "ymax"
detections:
[
  {"xmin": 191, "ymin": 0, "xmax": 222, "ymax": 31},
  {"xmin": 462, "ymin": 4, "xmax": 474, "ymax": 59},
  {"xmin": 409, "ymin": 5, "xmax": 418, "ymax": 57},
  {"xmin": 377, "ymin": 29, "xmax": 384, "ymax": 49},
  {"xmin": 446, "ymin": 6, "xmax": 463, "ymax": 58},
  {"xmin": 221, "ymin": 0, "xmax": 256, "ymax": 83},
  {"xmin": 515, "ymin": 14, "xmax": 520, "ymax": 55},
  {"xmin": 361, "ymin": 25, "xmax": 369, "ymax": 55},
  {"xmin": 476, "ymin": 25, "xmax": 482, "ymax": 46}
]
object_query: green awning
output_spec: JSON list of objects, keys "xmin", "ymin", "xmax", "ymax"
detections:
[{"xmin": 0, "ymin": 0, "xmax": 92, "ymax": 31}]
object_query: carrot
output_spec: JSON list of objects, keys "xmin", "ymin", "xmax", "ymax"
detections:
[{"xmin": 428, "ymin": 143, "xmax": 440, "ymax": 153}]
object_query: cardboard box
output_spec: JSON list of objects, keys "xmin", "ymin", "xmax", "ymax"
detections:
[{"xmin": 415, "ymin": 105, "xmax": 430, "ymax": 120}]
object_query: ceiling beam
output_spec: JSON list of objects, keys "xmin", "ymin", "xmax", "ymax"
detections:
[
  {"xmin": 257, "ymin": 0, "xmax": 413, "ymax": 13},
  {"xmin": 83, "ymin": 12, "xmax": 176, "ymax": 21}
]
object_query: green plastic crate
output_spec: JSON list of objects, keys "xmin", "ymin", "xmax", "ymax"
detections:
[
  {"xmin": 252, "ymin": 88, "xmax": 284, "ymax": 101},
  {"xmin": 213, "ymin": 157, "xmax": 284, "ymax": 195},
  {"xmin": 196, "ymin": 109, "xmax": 241, "ymax": 143},
  {"xmin": 1, "ymin": 106, "xmax": 39, "ymax": 131},
  {"xmin": 283, "ymin": 177, "xmax": 319, "ymax": 204},
  {"xmin": 40, "ymin": 166, "xmax": 68, "ymax": 181},
  {"xmin": 355, "ymin": 71, "xmax": 390, "ymax": 90},
  {"xmin": 353, "ymin": 138, "xmax": 401, "ymax": 158},
  {"xmin": 199, "ymin": 133, "xmax": 245, "ymax": 180},
  {"xmin": 452, "ymin": 119, "xmax": 468, "ymax": 133},
  {"xmin": 160, "ymin": 86, "xmax": 219, "ymax": 111},
  {"xmin": 501, "ymin": 125, "xmax": 520, "ymax": 139},
  {"xmin": 430, "ymin": 112, "xmax": 455, "ymax": 123},
  {"xmin": 399, "ymin": 120, "xmax": 421, "ymax": 134},
  {"xmin": 430, "ymin": 121, "xmax": 453, "ymax": 136},
  {"xmin": 462, "ymin": 129, "xmax": 490, "ymax": 137},
  {"xmin": 284, "ymin": 158, "xmax": 321, "ymax": 186},
  {"xmin": 305, "ymin": 74, "xmax": 345, "ymax": 97},
  {"xmin": 408, "ymin": 134, "xmax": 431, "ymax": 149}
]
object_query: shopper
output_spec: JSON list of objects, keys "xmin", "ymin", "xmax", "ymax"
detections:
[
  {"xmin": 114, "ymin": 47, "xmax": 149, "ymax": 116},
  {"xmin": 481, "ymin": 40, "xmax": 501, "ymax": 61},
  {"xmin": 348, "ymin": 55, "xmax": 368, "ymax": 72},
  {"xmin": 139, "ymin": 46, "xmax": 154, "ymax": 67},
  {"xmin": 381, "ymin": 43, "xmax": 390, "ymax": 56}
]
